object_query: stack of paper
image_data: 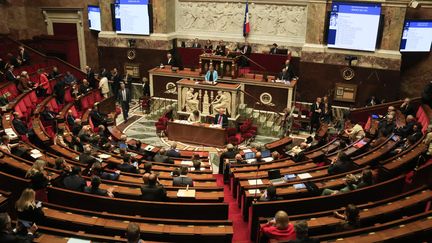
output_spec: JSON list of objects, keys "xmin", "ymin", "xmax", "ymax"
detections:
[
  {"xmin": 30, "ymin": 149, "xmax": 43, "ymax": 159},
  {"xmin": 297, "ymin": 173, "xmax": 312, "ymax": 179},
  {"xmin": 293, "ymin": 183, "xmax": 306, "ymax": 190},
  {"xmin": 243, "ymin": 149, "xmax": 253, "ymax": 153},
  {"xmin": 248, "ymin": 179, "xmax": 263, "ymax": 185},
  {"xmin": 181, "ymin": 160, "xmax": 193, "ymax": 166},
  {"xmin": 248, "ymin": 189, "xmax": 261, "ymax": 195},
  {"xmin": 98, "ymin": 154, "xmax": 111, "ymax": 159},
  {"xmin": 177, "ymin": 189, "xmax": 196, "ymax": 197},
  {"xmin": 4, "ymin": 128, "xmax": 17, "ymax": 139},
  {"xmin": 67, "ymin": 238, "xmax": 91, "ymax": 243},
  {"xmin": 262, "ymin": 157, "xmax": 274, "ymax": 162},
  {"xmin": 144, "ymin": 145, "xmax": 155, "ymax": 151}
]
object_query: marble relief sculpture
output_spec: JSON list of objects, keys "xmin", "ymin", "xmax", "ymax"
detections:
[
  {"xmin": 176, "ymin": 1, "xmax": 307, "ymax": 41},
  {"xmin": 212, "ymin": 91, "xmax": 231, "ymax": 115},
  {"xmin": 183, "ymin": 88, "xmax": 199, "ymax": 112}
]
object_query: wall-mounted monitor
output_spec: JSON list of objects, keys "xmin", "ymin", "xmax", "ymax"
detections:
[
  {"xmin": 88, "ymin": 5, "xmax": 101, "ymax": 31},
  {"xmin": 327, "ymin": 2, "xmax": 382, "ymax": 52},
  {"xmin": 400, "ymin": 20, "xmax": 432, "ymax": 52},
  {"xmin": 114, "ymin": 0, "xmax": 151, "ymax": 35}
]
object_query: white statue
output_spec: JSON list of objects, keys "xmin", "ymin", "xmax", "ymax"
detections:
[
  {"xmin": 183, "ymin": 88, "xmax": 199, "ymax": 112},
  {"xmin": 202, "ymin": 90, "xmax": 210, "ymax": 115},
  {"xmin": 212, "ymin": 91, "xmax": 231, "ymax": 115}
]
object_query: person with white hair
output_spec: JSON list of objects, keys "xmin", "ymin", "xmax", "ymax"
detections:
[{"xmin": 166, "ymin": 142, "xmax": 181, "ymax": 158}]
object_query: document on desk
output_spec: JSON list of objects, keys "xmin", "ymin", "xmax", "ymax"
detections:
[
  {"xmin": 297, "ymin": 173, "xmax": 312, "ymax": 179},
  {"xmin": 177, "ymin": 189, "xmax": 196, "ymax": 197},
  {"xmin": 209, "ymin": 124, "xmax": 222, "ymax": 128},
  {"xmin": 67, "ymin": 238, "xmax": 91, "ymax": 243},
  {"xmin": 98, "ymin": 154, "xmax": 111, "ymax": 159},
  {"xmin": 243, "ymin": 149, "xmax": 253, "ymax": 153},
  {"xmin": 144, "ymin": 145, "xmax": 155, "ymax": 151},
  {"xmin": 248, "ymin": 179, "xmax": 263, "ymax": 185},
  {"xmin": 248, "ymin": 189, "xmax": 261, "ymax": 195},
  {"xmin": 181, "ymin": 160, "xmax": 193, "ymax": 166}
]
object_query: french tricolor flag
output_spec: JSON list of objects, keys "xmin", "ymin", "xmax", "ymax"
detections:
[{"xmin": 243, "ymin": 1, "xmax": 250, "ymax": 37}]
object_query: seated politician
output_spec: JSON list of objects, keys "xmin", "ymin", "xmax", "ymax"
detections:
[
  {"xmin": 205, "ymin": 65, "xmax": 218, "ymax": 83},
  {"xmin": 214, "ymin": 108, "xmax": 228, "ymax": 128},
  {"xmin": 188, "ymin": 110, "xmax": 201, "ymax": 123}
]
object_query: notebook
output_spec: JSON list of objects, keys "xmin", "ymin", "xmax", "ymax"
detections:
[
  {"xmin": 177, "ymin": 189, "xmax": 196, "ymax": 198},
  {"xmin": 293, "ymin": 183, "xmax": 306, "ymax": 190},
  {"xmin": 261, "ymin": 150, "xmax": 271, "ymax": 158}
]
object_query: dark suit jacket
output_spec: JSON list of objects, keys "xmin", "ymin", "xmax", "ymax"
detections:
[
  {"xmin": 214, "ymin": 114, "xmax": 228, "ymax": 128},
  {"xmin": 20, "ymin": 50, "xmax": 30, "ymax": 64},
  {"xmin": 63, "ymin": 174, "xmax": 86, "ymax": 191},
  {"xmin": 12, "ymin": 118, "xmax": 28, "ymax": 135},
  {"xmin": 191, "ymin": 43, "xmax": 202, "ymax": 48},
  {"xmin": 90, "ymin": 110, "xmax": 106, "ymax": 127},
  {"xmin": 166, "ymin": 149, "xmax": 181, "ymax": 158},
  {"xmin": 84, "ymin": 186, "xmax": 108, "ymax": 196},
  {"xmin": 5, "ymin": 70, "xmax": 16, "ymax": 82},
  {"xmin": 87, "ymin": 70, "xmax": 96, "ymax": 87},
  {"xmin": 153, "ymin": 154, "xmax": 169, "ymax": 163},
  {"xmin": 117, "ymin": 163, "xmax": 139, "ymax": 173},
  {"xmin": 140, "ymin": 184, "xmax": 167, "ymax": 201},
  {"xmin": 0, "ymin": 232, "xmax": 33, "ymax": 243},
  {"xmin": 241, "ymin": 45, "xmax": 252, "ymax": 55},
  {"xmin": 172, "ymin": 176, "xmax": 193, "ymax": 187},
  {"xmin": 79, "ymin": 153, "xmax": 96, "ymax": 165},
  {"xmin": 310, "ymin": 102, "xmax": 324, "ymax": 121},
  {"xmin": 117, "ymin": 88, "xmax": 132, "ymax": 103},
  {"xmin": 400, "ymin": 104, "xmax": 415, "ymax": 117},
  {"xmin": 270, "ymin": 47, "xmax": 278, "ymax": 54},
  {"xmin": 79, "ymin": 84, "xmax": 91, "ymax": 95},
  {"xmin": 17, "ymin": 206, "xmax": 45, "ymax": 224},
  {"xmin": 72, "ymin": 124, "xmax": 82, "ymax": 136},
  {"xmin": 166, "ymin": 58, "xmax": 177, "ymax": 66},
  {"xmin": 143, "ymin": 83, "xmax": 150, "ymax": 97}
]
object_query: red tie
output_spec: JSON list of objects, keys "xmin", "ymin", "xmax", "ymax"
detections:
[{"xmin": 218, "ymin": 115, "xmax": 222, "ymax": 125}]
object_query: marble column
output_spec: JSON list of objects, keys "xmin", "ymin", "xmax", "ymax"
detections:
[
  {"xmin": 380, "ymin": 6, "xmax": 407, "ymax": 51},
  {"xmin": 305, "ymin": 1, "xmax": 327, "ymax": 45},
  {"xmin": 153, "ymin": 0, "xmax": 176, "ymax": 34},
  {"xmin": 100, "ymin": 0, "xmax": 115, "ymax": 32}
]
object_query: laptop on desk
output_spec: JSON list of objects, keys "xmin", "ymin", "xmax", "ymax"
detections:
[
  {"xmin": 245, "ymin": 152, "xmax": 256, "ymax": 163},
  {"xmin": 268, "ymin": 169, "xmax": 285, "ymax": 185}
]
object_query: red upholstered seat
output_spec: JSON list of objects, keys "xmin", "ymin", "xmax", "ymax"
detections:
[{"xmin": 64, "ymin": 89, "xmax": 74, "ymax": 103}]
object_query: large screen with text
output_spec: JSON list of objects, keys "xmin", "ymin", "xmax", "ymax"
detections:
[
  {"xmin": 400, "ymin": 20, "xmax": 432, "ymax": 52},
  {"xmin": 114, "ymin": 0, "xmax": 150, "ymax": 35},
  {"xmin": 327, "ymin": 2, "xmax": 381, "ymax": 51},
  {"xmin": 88, "ymin": 5, "xmax": 101, "ymax": 31}
]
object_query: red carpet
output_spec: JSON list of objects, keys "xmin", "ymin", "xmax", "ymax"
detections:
[{"xmin": 214, "ymin": 174, "xmax": 251, "ymax": 243}]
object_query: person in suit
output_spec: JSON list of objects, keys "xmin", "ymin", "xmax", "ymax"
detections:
[
  {"xmin": 270, "ymin": 43, "xmax": 279, "ymax": 54},
  {"xmin": 215, "ymin": 40, "xmax": 226, "ymax": 56},
  {"xmin": 310, "ymin": 97, "xmax": 323, "ymax": 134},
  {"xmin": 287, "ymin": 220, "xmax": 319, "ymax": 243},
  {"xmin": 165, "ymin": 53, "xmax": 177, "ymax": 66},
  {"xmin": 66, "ymin": 109, "xmax": 76, "ymax": 127},
  {"xmin": 117, "ymin": 82, "xmax": 131, "ymax": 121},
  {"xmin": 142, "ymin": 77, "xmax": 151, "ymax": 97},
  {"xmin": 100, "ymin": 67, "xmax": 111, "ymax": 80},
  {"xmin": 18, "ymin": 47, "xmax": 30, "ymax": 66},
  {"xmin": 111, "ymin": 68, "xmax": 122, "ymax": 95},
  {"xmin": 400, "ymin": 97, "xmax": 415, "ymax": 117},
  {"xmin": 259, "ymin": 185, "xmax": 283, "ymax": 202},
  {"xmin": 219, "ymin": 143, "xmax": 236, "ymax": 174},
  {"xmin": 172, "ymin": 166, "xmax": 193, "ymax": 187},
  {"xmin": 214, "ymin": 108, "xmax": 229, "ymax": 128},
  {"xmin": 166, "ymin": 142, "xmax": 181, "ymax": 158},
  {"xmin": 84, "ymin": 176, "xmax": 114, "ymax": 197},
  {"xmin": 90, "ymin": 103, "xmax": 107, "ymax": 127},
  {"xmin": 49, "ymin": 66, "xmax": 61, "ymax": 79},
  {"xmin": 51, "ymin": 76, "xmax": 66, "ymax": 104},
  {"xmin": 278, "ymin": 67, "xmax": 291, "ymax": 81},
  {"xmin": 328, "ymin": 152, "xmax": 352, "ymax": 175},
  {"xmin": 140, "ymin": 173, "xmax": 167, "ymax": 201},
  {"xmin": 62, "ymin": 166, "xmax": 86, "ymax": 191},
  {"xmin": 365, "ymin": 95, "xmax": 380, "ymax": 107},
  {"xmin": 240, "ymin": 41, "xmax": 252, "ymax": 67},
  {"xmin": 117, "ymin": 154, "xmax": 139, "ymax": 174},
  {"xmin": 79, "ymin": 145, "xmax": 97, "ymax": 165},
  {"xmin": 5, "ymin": 65, "xmax": 17, "ymax": 82},
  {"xmin": 12, "ymin": 112, "xmax": 28, "ymax": 136},
  {"xmin": 85, "ymin": 65, "xmax": 97, "ymax": 88},
  {"xmin": 79, "ymin": 79, "xmax": 92, "ymax": 95},
  {"xmin": 191, "ymin": 38, "xmax": 201, "ymax": 48},
  {"xmin": 204, "ymin": 39, "xmax": 213, "ymax": 51},
  {"xmin": 205, "ymin": 64, "xmax": 218, "ymax": 83},
  {"xmin": 0, "ymin": 212, "xmax": 37, "ymax": 243},
  {"xmin": 333, "ymin": 204, "xmax": 360, "ymax": 231},
  {"xmin": 153, "ymin": 148, "xmax": 170, "ymax": 163},
  {"xmin": 72, "ymin": 118, "xmax": 83, "ymax": 136}
]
